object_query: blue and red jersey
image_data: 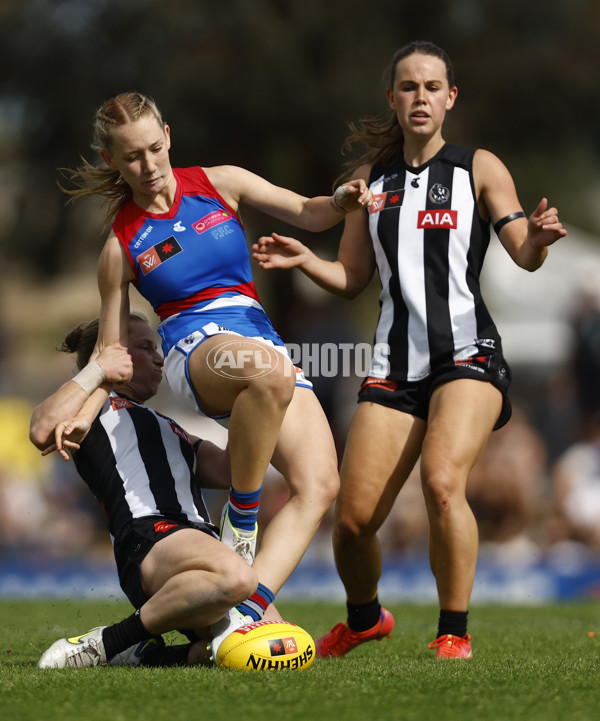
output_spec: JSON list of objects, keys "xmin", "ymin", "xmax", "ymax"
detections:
[{"xmin": 113, "ymin": 166, "xmax": 265, "ymax": 352}]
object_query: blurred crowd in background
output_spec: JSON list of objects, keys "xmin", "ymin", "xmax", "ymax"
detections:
[
  {"xmin": 1, "ymin": 263, "xmax": 600, "ymax": 572},
  {"xmin": 1, "ymin": 0, "xmax": 600, "ymax": 574}
]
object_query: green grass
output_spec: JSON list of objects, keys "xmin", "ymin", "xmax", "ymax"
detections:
[{"xmin": 1, "ymin": 600, "xmax": 599, "ymax": 721}]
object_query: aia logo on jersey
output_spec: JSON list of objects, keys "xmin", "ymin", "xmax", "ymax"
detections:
[
  {"xmin": 193, "ymin": 210, "xmax": 232, "ymax": 234},
  {"xmin": 110, "ymin": 397, "xmax": 134, "ymax": 411},
  {"xmin": 369, "ymin": 189, "xmax": 405, "ymax": 214},
  {"xmin": 138, "ymin": 236, "xmax": 183, "ymax": 275},
  {"xmin": 417, "ymin": 210, "xmax": 458, "ymax": 229}
]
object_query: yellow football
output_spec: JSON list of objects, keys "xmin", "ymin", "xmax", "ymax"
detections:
[{"xmin": 216, "ymin": 620, "xmax": 315, "ymax": 671}]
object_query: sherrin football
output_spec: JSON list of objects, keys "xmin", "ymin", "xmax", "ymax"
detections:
[{"xmin": 216, "ymin": 620, "xmax": 315, "ymax": 671}]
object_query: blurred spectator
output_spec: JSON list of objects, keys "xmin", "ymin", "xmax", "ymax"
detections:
[
  {"xmin": 0, "ymin": 396, "xmax": 111, "ymax": 561},
  {"xmin": 570, "ymin": 282, "xmax": 600, "ymax": 432},
  {"xmin": 0, "ymin": 397, "xmax": 52, "ymax": 557},
  {"xmin": 466, "ymin": 404, "xmax": 548, "ymax": 563},
  {"xmin": 548, "ymin": 410, "xmax": 600, "ymax": 551},
  {"xmin": 544, "ymin": 281, "xmax": 600, "ymax": 553}
]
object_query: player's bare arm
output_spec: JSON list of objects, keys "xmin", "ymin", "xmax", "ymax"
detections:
[
  {"xmin": 474, "ymin": 149, "xmax": 566, "ymax": 271},
  {"xmin": 96, "ymin": 234, "xmax": 135, "ymax": 352},
  {"xmin": 205, "ymin": 165, "xmax": 372, "ymax": 231}
]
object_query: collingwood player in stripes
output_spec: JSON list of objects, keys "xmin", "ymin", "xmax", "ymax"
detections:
[
  {"xmin": 30, "ymin": 314, "xmax": 272, "ymax": 668},
  {"xmin": 253, "ymin": 41, "xmax": 566, "ymax": 659}
]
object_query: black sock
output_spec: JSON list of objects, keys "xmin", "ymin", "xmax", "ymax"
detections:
[
  {"xmin": 102, "ymin": 609, "xmax": 151, "ymax": 661},
  {"xmin": 437, "ymin": 609, "xmax": 468, "ymax": 639},
  {"xmin": 346, "ymin": 598, "xmax": 382, "ymax": 632},
  {"xmin": 140, "ymin": 643, "xmax": 191, "ymax": 667}
]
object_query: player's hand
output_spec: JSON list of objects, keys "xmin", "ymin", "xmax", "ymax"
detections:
[
  {"xmin": 528, "ymin": 198, "xmax": 567, "ymax": 248},
  {"xmin": 332, "ymin": 180, "xmax": 373, "ymax": 212},
  {"xmin": 42, "ymin": 416, "xmax": 92, "ymax": 461},
  {"xmin": 96, "ymin": 343, "xmax": 133, "ymax": 383},
  {"xmin": 252, "ymin": 233, "xmax": 310, "ymax": 270}
]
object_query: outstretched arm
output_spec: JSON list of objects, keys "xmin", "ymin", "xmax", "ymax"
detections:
[
  {"xmin": 253, "ymin": 206, "xmax": 376, "ymax": 299},
  {"xmin": 204, "ymin": 165, "xmax": 373, "ymax": 232},
  {"xmin": 252, "ymin": 164, "xmax": 377, "ymax": 297},
  {"xmin": 475, "ymin": 149, "xmax": 567, "ymax": 271}
]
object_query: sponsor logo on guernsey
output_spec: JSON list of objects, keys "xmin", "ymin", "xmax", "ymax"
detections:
[
  {"xmin": 133, "ymin": 224, "xmax": 154, "ymax": 249},
  {"xmin": 110, "ymin": 397, "xmax": 134, "ymax": 410},
  {"xmin": 173, "ymin": 220, "xmax": 186, "ymax": 232},
  {"xmin": 137, "ymin": 236, "xmax": 183, "ymax": 275},
  {"xmin": 428, "ymin": 183, "xmax": 450, "ymax": 204},
  {"xmin": 168, "ymin": 421, "xmax": 190, "ymax": 444},
  {"xmin": 193, "ymin": 210, "xmax": 232, "ymax": 234},
  {"xmin": 369, "ymin": 189, "xmax": 405, "ymax": 214},
  {"xmin": 417, "ymin": 210, "xmax": 458, "ymax": 229},
  {"xmin": 455, "ymin": 355, "xmax": 489, "ymax": 373},
  {"xmin": 360, "ymin": 377, "xmax": 399, "ymax": 393},
  {"xmin": 154, "ymin": 520, "xmax": 179, "ymax": 533}
]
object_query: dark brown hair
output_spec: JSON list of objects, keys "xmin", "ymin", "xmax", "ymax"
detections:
[
  {"xmin": 338, "ymin": 41, "xmax": 455, "ymax": 179},
  {"xmin": 60, "ymin": 313, "xmax": 147, "ymax": 370}
]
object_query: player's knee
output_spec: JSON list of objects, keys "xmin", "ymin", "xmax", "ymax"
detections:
[
  {"xmin": 421, "ymin": 466, "xmax": 458, "ymax": 514},
  {"xmin": 254, "ymin": 363, "xmax": 295, "ymax": 406},
  {"xmin": 219, "ymin": 560, "xmax": 258, "ymax": 606},
  {"xmin": 319, "ymin": 464, "xmax": 340, "ymax": 507},
  {"xmin": 334, "ymin": 509, "xmax": 375, "ymax": 545},
  {"xmin": 294, "ymin": 465, "xmax": 339, "ymax": 514}
]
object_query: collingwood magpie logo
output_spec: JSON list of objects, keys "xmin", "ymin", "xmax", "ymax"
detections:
[{"xmin": 428, "ymin": 183, "xmax": 449, "ymax": 204}]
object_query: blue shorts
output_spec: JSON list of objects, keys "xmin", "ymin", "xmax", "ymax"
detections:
[
  {"xmin": 158, "ymin": 295, "xmax": 282, "ymax": 356},
  {"xmin": 162, "ymin": 301, "xmax": 312, "ymax": 426}
]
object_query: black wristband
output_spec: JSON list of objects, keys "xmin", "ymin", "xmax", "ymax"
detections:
[{"xmin": 493, "ymin": 211, "xmax": 526, "ymax": 236}]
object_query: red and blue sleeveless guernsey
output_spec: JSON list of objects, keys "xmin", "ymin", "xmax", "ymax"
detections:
[{"xmin": 113, "ymin": 167, "xmax": 275, "ymax": 354}]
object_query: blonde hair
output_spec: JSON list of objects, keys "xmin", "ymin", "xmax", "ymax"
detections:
[{"xmin": 60, "ymin": 92, "xmax": 165, "ymax": 222}]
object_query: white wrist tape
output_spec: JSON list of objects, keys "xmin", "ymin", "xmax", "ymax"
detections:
[
  {"xmin": 332, "ymin": 185, "xmax": 350, "ymax": 212},
  {"xmin": 71, "ymin": 361, "xmax": 106, "ymax": 396}
]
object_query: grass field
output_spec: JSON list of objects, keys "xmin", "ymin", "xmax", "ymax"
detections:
[{"xmin": 1, "ymin": 599, "xmax": 599, "ymax": 721}]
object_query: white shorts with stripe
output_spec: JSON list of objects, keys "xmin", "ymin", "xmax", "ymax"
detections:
[{"xmin": 164, "ymin": 323, "xmax": 312, "ymax": 428}]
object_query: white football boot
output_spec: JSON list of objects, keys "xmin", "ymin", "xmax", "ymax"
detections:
[
  {"xmin": 208, "ymin": 608, "xmax": 252, "ymax": 663},
  {"xmin": 219, "ymin": 502, "xmax": 258, "ymax": 564},
  {"xmin": 38, "ymin": 627, "xmax": 107, "ymax": 668}
]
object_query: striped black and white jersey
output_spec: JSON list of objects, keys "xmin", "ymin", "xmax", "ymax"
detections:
[
  {"xmin": 367, "ymin": 144, "xmax": 502, "ymax": 381},
  {"xmin": 73, "ymin": 392, "xmax": 212, "ymax": 538}
]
